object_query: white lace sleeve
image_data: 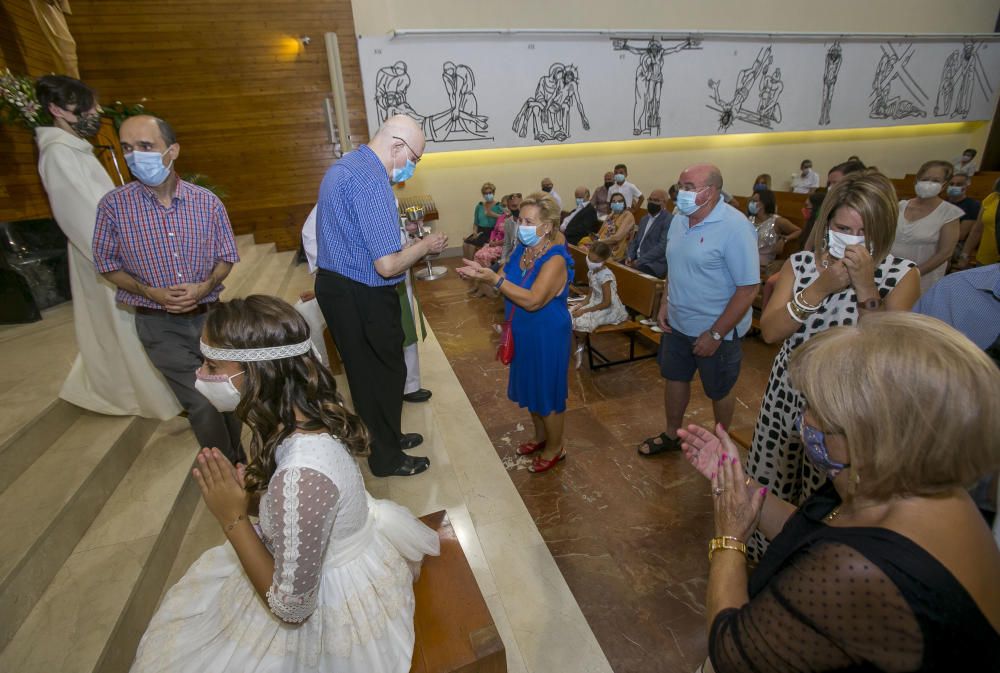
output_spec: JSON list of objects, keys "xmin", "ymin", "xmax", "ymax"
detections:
[{"xmin": 265, "ymin": 466, "xmax": 339, "ymax": 623}]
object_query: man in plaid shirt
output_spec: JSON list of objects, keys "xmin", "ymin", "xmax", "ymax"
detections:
[{"xmin": 93, "ymin": 115, "xmax": 242, "ymax": 460}]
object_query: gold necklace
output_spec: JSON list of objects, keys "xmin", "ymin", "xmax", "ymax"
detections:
[{"xmin": 521, "ymin": 240, "xmax": 551, "ymax": 271}]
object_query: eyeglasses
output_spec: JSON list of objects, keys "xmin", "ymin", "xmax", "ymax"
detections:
[{"xmin": 392, "ymin": 135, "xmax": 422, "ymax": 163}]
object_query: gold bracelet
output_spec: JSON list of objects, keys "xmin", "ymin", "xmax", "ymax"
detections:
[
  {"xmin": 224, "ymin": 514, "xmax": 246, "ymax": 533},
  {"xmin": 708, "ymin": 536, "xmax": 747, "ymax": 561}
]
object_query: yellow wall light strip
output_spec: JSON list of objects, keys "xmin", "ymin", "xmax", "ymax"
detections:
[{"xmin": 418, "ymin": 121, "xmax": 987, "ymax": 166}]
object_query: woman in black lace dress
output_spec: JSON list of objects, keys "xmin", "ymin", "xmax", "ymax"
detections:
[{"xmin": 679, "ymin": 313, "xmax": 1000, "ymax": 672}]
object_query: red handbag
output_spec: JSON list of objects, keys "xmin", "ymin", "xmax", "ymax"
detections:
[{"xmin": 496, "ymin": 305, "xmax": 515, "ymax": 365}]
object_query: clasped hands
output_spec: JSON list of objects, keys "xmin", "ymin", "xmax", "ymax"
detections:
[
  {"xmin": 192, "ymin": 447, "xmax": 250, "ymax": 530},
  {"xmin": 146, "ymin": 281, "xmax": 210, "ymax": 313},
  {"xmin": 677, "ymin": 423, "xmax": 767, "ymax": 543}
]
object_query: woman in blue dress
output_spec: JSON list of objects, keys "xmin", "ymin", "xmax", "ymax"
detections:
[{"xmin": 458, "ymin": 193, "xmax": 573, "ymax": 473}]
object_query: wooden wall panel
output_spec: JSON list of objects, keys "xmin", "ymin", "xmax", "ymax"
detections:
[
  {"xmin": 64, "ymin": 0, "xmax": 368, "ymax": 250},
  {"xmin": 0, "ymin": 0, "xmax": 60, "ymax": 222}
]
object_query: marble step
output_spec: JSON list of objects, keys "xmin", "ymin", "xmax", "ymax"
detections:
[
  {"xmin": 220, "ymin": 236, "xmax": 271, "ymax": 300},
  {"xmin": 0, "ymin": 398, "xmax": 82, "ymax": 494},
  {"xmin": 235, "ymin": 248, "xmax": 296, "ymax": 300},
  {"xmin": 225, "ymin": 242, "xmax": 279, "ymax": 299},
  {"xmin": 0, "ymin": 417, "xmax": 199, "ymax": 673},
  {"xmin": 0, "ymin": 412, "xmax": 158, "ymax": 651}
]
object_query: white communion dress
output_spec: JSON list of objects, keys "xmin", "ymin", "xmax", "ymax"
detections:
[
  {"xmin": 130, "ymin": 432, "xmax": 440, "ymax": 672},
  {"xmin": 35, "ymin": 126, "xmax": 179, "ymax": 420}
]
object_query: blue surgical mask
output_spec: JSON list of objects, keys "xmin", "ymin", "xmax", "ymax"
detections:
[
  {"xmin": 614, "ymin": 174, "xmax": 626, "ymax": 184},
  {"xmin": 753, "ymin": 183, "xmax": 767, "ymax": 193},
  {"xmin": 126, "ymin": 149, "xmax": 173, "ymax": 187},
  {"xmin": 946, "ymin": 185, "xmax": 964, "ymax": 198},
  {"xmin": 576, "ymin": 197, "xmax": 586, "ymax": 208},
  {"xmin": 675, "ymin": 188, "xmax": 704, "ymax": 216},
  {"xmin": 610, "ymin": 202, "xmax": 625, "ymax": 214},
  {"xmin": 484, "ymin": 192, "xmax": 494, "ymax": 202},
  {"xmin": 517, "ymin": 224, "xmax": 541, "ymax": 246},
  {"xmin": 795, "ymin": 413, "xmax": 850, "ymax": 480},
  {"xmin": 391, "ymin": 157, "xmax": 415, "ymax": 184},
  {"xmin": 748, "ymin": 201, "xmax": 759, "ymax": 215}
]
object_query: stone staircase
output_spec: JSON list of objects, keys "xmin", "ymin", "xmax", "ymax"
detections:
[{"xmin": 0, "ymin": 235, "xmax": 312, "ymax": 673}]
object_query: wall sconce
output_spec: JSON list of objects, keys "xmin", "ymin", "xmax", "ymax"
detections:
[{"xmin": 299, "ymin": 36, "xmax": 312, "ymax": 47}]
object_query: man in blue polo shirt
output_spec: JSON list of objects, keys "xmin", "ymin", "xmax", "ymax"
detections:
[
  {"xmin": 314, "ymin": 115, "xmax": 448, "ymax": 477},
  {"xmin": 639, "ymin": 163, "xmax": 759, "ymax": 456}
]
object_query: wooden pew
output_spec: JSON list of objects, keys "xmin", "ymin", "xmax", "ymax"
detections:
[
  {"xmin": 411, "ymin": 511, "xmax": 506, "ymax": 673},
  {"xmin": 568, "ymin": 244, "xmax": 664, "ymax": 369},
  {"xmin": 968, "ymin": 171, "xmax": 1000, "ymax": 201}
]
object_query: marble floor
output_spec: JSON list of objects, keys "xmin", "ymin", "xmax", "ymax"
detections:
[{"xmin": 413, "ymin": 258, "xmax": 780, "ymax": 673}]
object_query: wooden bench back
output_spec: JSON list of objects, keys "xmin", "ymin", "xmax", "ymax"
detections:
[
  {"xmin": 734, "ymin": 190, "xmax": 808, "ymax": 228},
  {"xmin": 568, "ymin": 244, "xmax": 664, "ymax": 316}
]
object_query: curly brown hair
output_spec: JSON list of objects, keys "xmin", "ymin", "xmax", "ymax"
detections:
[{"xmin": 203, "ymin": 295, "xmax": 369, "ymax": 494}]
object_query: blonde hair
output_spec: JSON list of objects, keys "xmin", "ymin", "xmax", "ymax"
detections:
[
  {"xmin": 789, "ymin": 312, "xmax": 1000, "ymax": 500},
  {"xmin": 917, "ymin": 160, "xmax": 954, "ymax": 183},
  {"xmin": 519, "ymin": 192, "xmax": 561, "ymax": 240},
  {"xmin": 481, "ymin": 182, "xmax": 496, "ymax": 193},
  {"xmin": 808, "ymin": 170, "xmax": 898, "ymax": 263}
]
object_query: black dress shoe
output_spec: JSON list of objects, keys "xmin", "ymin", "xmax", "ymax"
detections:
[
  {"xmin": 387, "ymin": 455, "xmax": 430, "ymax": 477},
  {"xmin": 400, "ymin": 432, "xmax": 424, "ymax": 450},
  {"xmin": 403, "ymin": 388, "xmax": 433, "ymax": 403}
]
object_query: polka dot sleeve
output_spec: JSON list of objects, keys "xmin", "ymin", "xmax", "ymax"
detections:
[
  {"xmin": 709, "ymin": 541, "xmax": 922, "ymax": 672},
  {"xmin": 265, "ymin": 466, "xmax": 340, "ymax": 623}
]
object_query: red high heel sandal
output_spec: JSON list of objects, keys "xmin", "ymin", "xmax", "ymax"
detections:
[
  {"xmin": 516, "ymin": 440, "xmax": 546, "ymax": 456},
  {"xmin": 528, "ymin": 449, "xmax": 566, "ymax": 473}
]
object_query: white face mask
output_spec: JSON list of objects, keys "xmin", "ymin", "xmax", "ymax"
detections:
[
  {"xmin": 195, "ymin": 369, "xmax": 243, "ymax": 412},
  {"xmin": 586, "ymin": 258, "xmax": 604, "ymax": 271},
  {"xmin": 914, "ymin": 180, "xmax": 942, "ymax": 199},
  {"xmin": 827, "ymin": 230, "xmax": 866, "ymax": 259}
]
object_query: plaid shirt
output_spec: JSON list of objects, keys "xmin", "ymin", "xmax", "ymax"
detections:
[
  {"xmin": 93, "ymin": 178, "xmax": 240, "ymax": 308},
  {"xmin": 316, "ymin": 145, "xmax": 403, "ymax": 287}
]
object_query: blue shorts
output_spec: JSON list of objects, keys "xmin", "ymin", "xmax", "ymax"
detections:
[{"xmin": 657, "ymin": 328, "xmax": 743, "ymax": 400}]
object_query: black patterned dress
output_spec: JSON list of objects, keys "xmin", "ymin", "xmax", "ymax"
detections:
[{"xmin": 746, "ymin": 251, "xmax": 915, "ymax": 556}]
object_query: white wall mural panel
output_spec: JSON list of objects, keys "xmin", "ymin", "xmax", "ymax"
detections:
[{"xmin": 357, "ymin": 32, "xmax": 1000, "ymax": 152}]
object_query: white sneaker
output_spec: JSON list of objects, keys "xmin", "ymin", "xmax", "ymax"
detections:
[{"xmin": 574, "ymin": 344, "xmax": 585, "ymax": 369}]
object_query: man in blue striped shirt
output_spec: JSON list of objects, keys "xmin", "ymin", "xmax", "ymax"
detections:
[{"xmin": 315, "ymin": 116, "xmax": 447, "ymax": 477}]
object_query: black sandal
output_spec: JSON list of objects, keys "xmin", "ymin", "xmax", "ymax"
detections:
[{"xmin": 638, "ymin": 432, "xmax": 680, "ymax": 457}]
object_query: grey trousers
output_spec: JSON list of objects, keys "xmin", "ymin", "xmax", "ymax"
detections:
[{"xmin": 135, "ymin": 310, "xmax": 243, "ymax": 461}]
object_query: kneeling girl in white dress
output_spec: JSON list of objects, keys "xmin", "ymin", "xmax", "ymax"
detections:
[
  {"xmin": 571, "ymin": 242, "xmax": 629, "ymax": 367},
  {"xmin": 130, "ymin": 295, "xmax": 439, "ymax": 673}
]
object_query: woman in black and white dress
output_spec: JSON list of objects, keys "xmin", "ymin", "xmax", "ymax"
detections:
[{"xmin": 747, "ymin": 172, "xmax": 921, "ymax": 557}]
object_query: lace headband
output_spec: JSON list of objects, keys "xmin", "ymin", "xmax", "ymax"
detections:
[{"xmin": 200, "ymin": 338, "xmax": 314, "ymax": 362}]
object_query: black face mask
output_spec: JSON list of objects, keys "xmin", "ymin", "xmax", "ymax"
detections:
[
  {"xmin": 604, "ymin": 181, "xmax": 614, "ymax": 189},
  {"xmin": 71, "ymin": 111, "xmax": 102, "ymax": 138},
  {"xmin": 510, "ymin": 209, "xmax": 520, "ymax": 218},
  {"xmin": 646, "ymin": 202, "xmax": 662, "ymax": 216},
  {"xmin": 541, "ymin": 186, "xmax": 552, "ymax": 192}
]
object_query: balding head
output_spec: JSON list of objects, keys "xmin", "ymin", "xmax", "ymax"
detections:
[
  {"xmin": 370, "ymin": 115, "xmax": 426, "ymax": 178},
  {"xmin": 574, "ymin": 185, "xmax": 590, "ymax": 200}
]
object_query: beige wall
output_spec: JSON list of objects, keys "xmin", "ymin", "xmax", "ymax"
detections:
[{"xmin": 351, "ymin": 1, "xmax": 1000, "ymax": 245}]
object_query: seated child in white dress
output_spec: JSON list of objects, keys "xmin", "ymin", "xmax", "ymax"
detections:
[
  {"xmin": 130, "ymin": 295, "xmax": 439, "ymax": 673},
  {"xmin": 571, "ymin": 242, "xmax": 629, "ymax": 368}
]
